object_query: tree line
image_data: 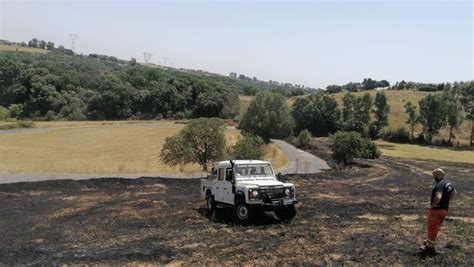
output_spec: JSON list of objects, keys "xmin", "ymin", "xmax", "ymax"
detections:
[
  {"xmin": 229, "ymin": 72, "xmax": 318, "ymax": 96},
  {"xmin": 239, "ymin": 82, "xmax": 473, "ymax": 147},
  {"xmin": 326, "ymin": 78, "xmax": 390, "ymax": 94},
  {"xmin": 0, "ymin": 52, "xmax": 241, "ymax": 120}
]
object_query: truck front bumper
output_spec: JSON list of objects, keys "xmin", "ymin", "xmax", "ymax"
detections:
[{"xmin": 249, "ymin": 199, "xmax": 298, "ymax": 208}]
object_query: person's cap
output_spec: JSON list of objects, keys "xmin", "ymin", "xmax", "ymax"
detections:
[{"xmin": 432, "ymin": 168, "xmax": 445, "ymax": 179}]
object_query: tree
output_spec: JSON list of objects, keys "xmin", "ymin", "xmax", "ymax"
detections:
[
  {"xmin": 342, "ymin": 93, "xmax": 356, "ymax": 130},
  {"xmin": 228, "ymin": 134, "xmax": 263, "ymax": 160},
  {"xmin": 404, "ymin": 101, "xmax": 418, "ymax": 141},
  {"xmin": 46, "ymin": 41, "xmax": 55, "ymax": 50},
  {"xmin": 373, "ymin": 91, "xmax": 390, "ymax": 134},
  {"xmin": 326, "ymin": 85, "xmax": 342, "ymax": 94},
  {"xmin": 28, "ymin": 38, "xmax": 39, "ymax": 48},
  {"xmin": 362, "ymin": 78, "xmax": 377, "ymax": 90},
  {"xmin": 38, "ymin": 40, "xmax": 47, "ymax": 49},
  {"xmin": 353, "ymin": 93, "xmax": 373, "ymax": 135},
  {"xmin": 444, "ymin": 89, "xmax": 463, "ymax": 144},
  {"xmin": 129, "ymin": 57, "xmax": 137, "ymax": 66},
  {"xmin": 291, "ymin": 93, "xmax": 340, "ymax": 136},
  {"xmin": 161, "ymin": 118, "xmax": 226, "ymax": 171},
  {"xmin": 460, "ymin": 81, "xmax": 474, "ymax": 146},
  {"xmin": 220, "ymin": 89, "xmax": 240, "ymax": 119},
  {"xmin": 239, "ymin": 92, "xmax": 294, "ymax": 143},
  {"xmin": 418, "ymin": 94, "xmax": 447, "ymax": 143},
  {"xmin": 330, "ymin": 131, "xmax": 381, "ymax": 165}
]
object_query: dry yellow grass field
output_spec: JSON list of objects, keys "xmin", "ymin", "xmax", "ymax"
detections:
[
  {"xmin": 0, "ymin": 121, "xmax": 289, "ymax": 176},
  {"xmin": 0, "ymin": 44, "xmax": 49, "ymax": 54},
  {"xmin": 377, "ymin": 141, "xmax": 474, "ymax": 164}
]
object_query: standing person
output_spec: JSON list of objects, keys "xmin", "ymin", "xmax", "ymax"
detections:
[{"xmin": 419, "ymin": 168, "xmax": 457, "ymax": 257}]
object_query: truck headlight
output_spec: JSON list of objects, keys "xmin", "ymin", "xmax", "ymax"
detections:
[
  {"xmin": 284, "ymin": 187, "xmax": 294, "ymax": 198},
  {"xmin": 249, "ymin": 188, "xmax": 259, "ymax": 200}
]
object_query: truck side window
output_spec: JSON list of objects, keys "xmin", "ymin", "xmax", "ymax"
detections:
[
  {"xmin": 218, "ymin": 168, "xmax": 225, "ymax": 181},
  {"xmin": 226, "ymin": 168, "xmax": 233, "ymax": 181},
  {"xmin": 210, "ymin": 167, "xmax": 217, "ymax": 180}
]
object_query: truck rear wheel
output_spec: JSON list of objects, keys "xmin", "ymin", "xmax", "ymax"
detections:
[
  {"xmin": 275, "ymin": 205, "xmax": 296, "ymax": 221},
  {"xmin": 206, "ymin": 193, "xmax": 216, "ymax": 214},
  {"xmin": 234, "ymin": 200, "xmax": 253, "ymax": 225}
]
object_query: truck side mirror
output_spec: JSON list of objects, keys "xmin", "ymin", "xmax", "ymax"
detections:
[{"xmin": 277, "ymin": 172, "xmax": 282, "ymax": 181}]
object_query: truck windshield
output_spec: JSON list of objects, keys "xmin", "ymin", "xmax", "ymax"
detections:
[{"xmin": 235, "ymin": 164, "xmax": 274, "ymax": 178}]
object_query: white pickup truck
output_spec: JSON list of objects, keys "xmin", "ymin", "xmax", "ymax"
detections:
[{"xmin": 201, "ymin": 160, "xmax": 297, "ymax": 224}]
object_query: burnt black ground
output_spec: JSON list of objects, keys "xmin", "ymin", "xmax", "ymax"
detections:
[{"xmin": 0, "ymin": 156, "xmax": 472, "ymax": 265}]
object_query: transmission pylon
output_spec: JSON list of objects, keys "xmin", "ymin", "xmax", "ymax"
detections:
[
  {"xmin": 161, "ymin": 57, "xmax": 168, "ymax": 67},
  {"xmin": 143, "ymin": 53, "xmax": 152, "ymax": 64},
  {"xmin": 70, "ymin": 34, "xmax": 78, "ymax": 52}
]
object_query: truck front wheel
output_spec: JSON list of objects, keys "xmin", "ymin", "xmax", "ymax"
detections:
[
  {"xmin": 275, "ymin": 205, "xmax": 296, "ymax": 221},
  {"xmin": 234, "ymin": 200, "xmax": 253, "ymax": 225}
]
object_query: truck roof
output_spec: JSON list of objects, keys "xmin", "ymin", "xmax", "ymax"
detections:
[{"xmin": 215, "ymin": 160, "xmax": 270, "ymax": 167}]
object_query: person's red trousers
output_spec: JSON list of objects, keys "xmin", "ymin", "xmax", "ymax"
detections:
[{"xmin": 426, "ymin": 209, "xmax": 448, "ymax": 247}]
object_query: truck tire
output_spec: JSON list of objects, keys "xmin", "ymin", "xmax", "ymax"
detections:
[
  {"xmin": 206, "ymin": 192, "xmax": 216, "ymax": 214},
  {"xmin": 234, "ymin": 199, "xmax": 253, "ymax": 225},
  {"xmin": 275, "ymin": 205, "xmax": 296, "ymax": 221}
]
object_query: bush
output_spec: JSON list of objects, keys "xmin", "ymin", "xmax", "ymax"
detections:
[
  {"xmin": 297, "ymin": 129, "xmax": 313, "ymax": 149},
  {"xmin": 360, "ymin": 138, "xmax": 381, "ymax": 159},
  {"xmin": 229, "ymin": 134, "xmax": 264, "ymax": 160},
  {"xmin": 8, "ymin": 104, "xmax": 23, "ymax": 118},
  {"xmin": 0, "ymin": 120, "xmax": 34, "ymax": 130},
  {"xmin": 380, "ymin": 127, "xmax": 410, "ymax": 143},
  {"xmin": 0, "ymin": 106, "xmax": 10, "ymax": 120},
  {"xmin": 330, "ymin": 131, "xmax": 381, "ymax": 165},
  {"xmin": 16, "ymin": 120, "xmax": 34, "ymax": 128}
]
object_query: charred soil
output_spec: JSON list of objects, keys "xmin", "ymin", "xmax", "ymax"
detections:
[{"xmin": 0, "ymin": 156, "xmax": 473, "ymax": 265}]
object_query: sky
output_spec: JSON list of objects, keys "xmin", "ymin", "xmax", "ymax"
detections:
[{"xmin": 0, "ymin": 0, "xmax": 472, "ymax": 88}]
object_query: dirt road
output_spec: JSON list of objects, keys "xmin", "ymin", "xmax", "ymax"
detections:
[
  {"xmin": 0, "ymin": 153, "xmax": 472, "ymax": 265},
  {"xmin": 272, "ymin": 139, "xmax": 330, "ymax": 174}
]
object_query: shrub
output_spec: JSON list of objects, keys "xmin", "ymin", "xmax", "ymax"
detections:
[
  {"xmin": 229, "ymin": 134, "xmax": 264, "ymax": 160},
  {"xmin": 0, "ymin": 120, "xmax": 34, "ymax": 130},
  {"xmin": 380, "ymin": 127, "xmax": 410, "ymax": 143},
  {"xmin": 360, "ymin": 138, "xmax": 381, "ymax": 159},
  {"xmin": 0, "ymin": 106, "xmax": 10, "ymax": 120},
  {"xmin": 297, "ymin": 129, "xmax": 313, "ymax": 149},
  {"xmin": 330, "ymin": 131, "xmax": 381, "ymax": 165},
  {"xmin": 16, "ymin": 120, "xmax": 34, "ymax": 128},
  {"xmin": 8, "ymin": 104, "xmax": 23, "ymax": 118}
]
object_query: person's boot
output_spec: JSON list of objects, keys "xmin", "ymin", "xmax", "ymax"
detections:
[{"xmin": 419, "ymin": 246, "xmax": 437, "ymax": 257}]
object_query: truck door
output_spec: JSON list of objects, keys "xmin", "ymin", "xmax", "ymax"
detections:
[
  {"xmin": 215, "ymin": 167, "xmax": 226, "ymax": 202},
  {"xmin": 222, "ymin": 168, "xmax": 234, "ymax": 204}
]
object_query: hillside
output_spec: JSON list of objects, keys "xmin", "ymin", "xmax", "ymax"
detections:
[{"xmin": 0, "ymin": 44, "xmax": 314, "ymax": 121}]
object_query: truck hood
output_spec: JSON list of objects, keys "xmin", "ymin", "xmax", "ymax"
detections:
[{"xmin": 237, "ymin": 179, "xmax": 293, "ymax": 187}]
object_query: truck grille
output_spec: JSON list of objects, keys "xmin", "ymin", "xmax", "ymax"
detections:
[{"xmin": 260, "ymin": 187, "xmax": 284, "ymax": 200}]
